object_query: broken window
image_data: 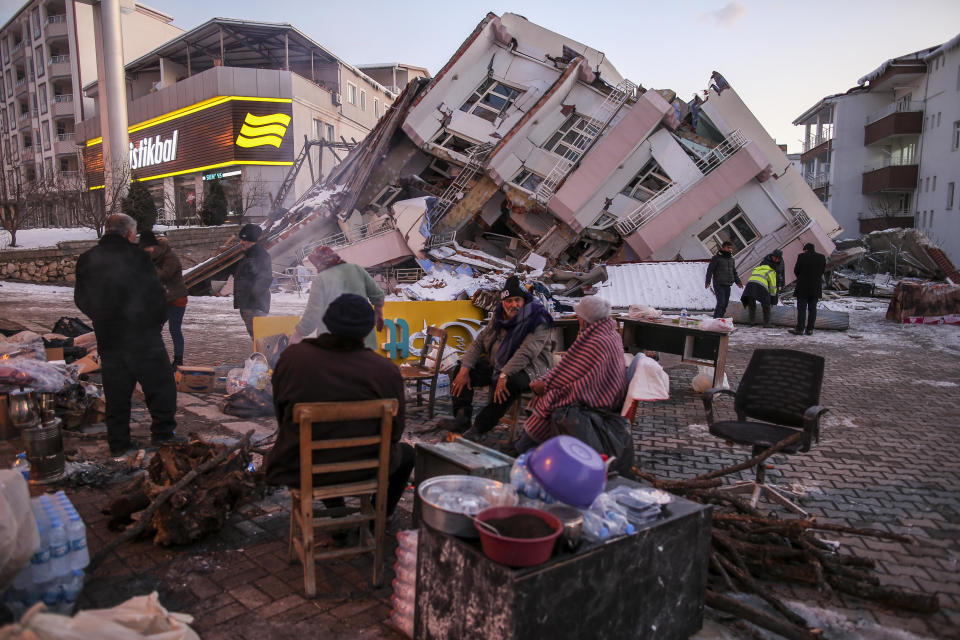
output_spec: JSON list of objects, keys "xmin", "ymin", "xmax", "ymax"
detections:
[
  {"xmin": 621, "ymin": 159, "xmax": 672, "ymax": 202},
  {"xmin": 432, "ymin": 130, "xmax": 477, "ymax": 154},
  {"xmin": 459, "ymin": 78, "xmax": 523, "ymax": 123},
  {"xmin": 697, "ymin": 206, "xmax": 758, "ymax": 255},
  {"xmin": 543, "ymin": 113, "xmax": 601, "ymax": 162},
  {"xmin": 372, "ymin": 185, "xmax": 402, "ymax": 208},
  {"xmin": 510, "ymin": 169, "xmax": 544, "ymax": 193}
]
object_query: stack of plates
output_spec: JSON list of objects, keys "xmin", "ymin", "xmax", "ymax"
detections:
[{"xmin": 610, "ymin": 486, "xmax": 672, "ymax": 525}]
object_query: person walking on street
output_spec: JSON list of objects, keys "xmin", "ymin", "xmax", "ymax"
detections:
[
  {"xmin": 289, "ymin": 246, "xmax": 385, "ymax": 350},
  {"xmin": 705, "ymin": 241, "xmax": 742, "ymax": 318},
  {"xmin": 790, "ymin": 243, "xmax": 827, "ymax": 336},
  {"xmin": 233, "ymin": 223, "xmax": 272, "ymax": 338},
  {"xmin": 140, "ymin": 230, "xmax": 188, "ymax": 368},
  {"xmin": 74, "ymin": 214, "xmax": 182, "ymax": 457},
  {"xmin": 740, "ymin": 254, "xmax": 781, "ymax": 327}
]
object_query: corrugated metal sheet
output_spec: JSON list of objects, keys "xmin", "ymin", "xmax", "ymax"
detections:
[{"xmin": 594, "ymin": 262, "xmax": 744, "ymax": 311}]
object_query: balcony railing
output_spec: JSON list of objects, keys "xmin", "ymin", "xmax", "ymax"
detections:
[
  {"xmin": 46, "ymin": 15, "xmax": 67, "ymax": 24},
  {"xmin": 863, "ymin": 156, "xmax": 917, "ymax": 173},
  {"xmin": 59, "ymin": 170, "xmax": 78, "ymax": 179},
  {"xmin": 295, "ymin": 219, "xmax": 398, "ymax": 261},
  {"xmin": 11, "ymin": 42, "xmax": 23, "ymax": 54},
  {"xmin": 17, "ymin": 112, "xmax": 30, "ymax": 122},
  {"xmin": 858, "ymin": 207, "xmax": 912, "ymax": 220},
  {"xmin": 804, "ymin": 172, "xmax": 830, "ymax": 190},
  {"xmin": 14, "ymin": 79, "xmax": 26, "ymax": 88},
  {"xmin": 52, "ymin": 94, "xmax": 72, "ymax": 102},
  {"xmin": 57, "ymin": 132, "xmax": 74, "ymax": 141},
  {"xmin": 48, "ymin": 55, "xmax": 69, "ymax": 65},
  {"xmin": 615, "ymin": 129, "xmax": 750, "ymax": 236},
  {"xmin": 802, "ymin": 131, "xmax": 833, "ymax": 153},
  {"xmin": 866, "ymin": 100, "xmax": 924, "ymax": 125},
  {"xmin": 735, "ymin": 208, "xmax": 811, "ymax": 275}
]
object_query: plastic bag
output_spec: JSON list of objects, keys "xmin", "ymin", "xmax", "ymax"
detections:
[
  {"xmin": 51, "ymin": 317, "xmax": 93, "ymax": 338},
  {"xmin": 697, "ymin": 317, "xmax": 734, "ymax": 332},
  {"xmin": 254, "ymin": 334, "xmax": 289, "ymax": 370},
  {"xmin": 627, "ymin": 304, "xmax": 662, "ymax": 320},
  {"xmin": 0, "ymin": 358, "xmax": 68, "ymax": 393},
  {"xmin": 0, "ymin": 471, "xmax": 39, "ymax": 593},
  {"xmin": 621, "ymin": 354, "xmax": 669, "ymax": 415},
  {"xmin": 549, "ymin": 404, "xmax": 636, "ymax": 478},
  {"xmin": 692, "ymin": 366, "xmax": 729, "ymax": 392},
  {"xmin": 0, "ymin": 333, "xmax": 46, "ymax": 361},
  {"xmin": 220, "ymin": 387, "xmax": 274, "ymax": 419}
]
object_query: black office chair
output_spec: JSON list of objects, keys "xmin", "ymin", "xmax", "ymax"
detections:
[{"xmin": 702, "ymin": 348, "xmax": 827, "ymax": 515}]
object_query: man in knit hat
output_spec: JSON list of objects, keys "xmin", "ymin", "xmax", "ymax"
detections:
[
  {"xmin": 233, "ymin": 223, "xmax": 272, "ymax": 338},
  {"xmin": 266, "ymin": 294, "xmax": 414, "ymax": 517}
]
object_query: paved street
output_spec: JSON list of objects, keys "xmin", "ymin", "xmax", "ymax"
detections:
[{"xmin": 1, "ymin": 283, "xmax": 959, "ymax": 638}]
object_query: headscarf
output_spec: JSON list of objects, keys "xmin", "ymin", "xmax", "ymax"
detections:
[
  {"xmin": 308, "ymin": 246, "xmax": 345, "ymax": 272},
  {"xmin": 491, "ymin": 294, "xmax": 552, "ymax": 380}
]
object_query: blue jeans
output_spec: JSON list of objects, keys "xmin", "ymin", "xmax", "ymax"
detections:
[
  {"xmin": 167, "ymin": 304, "xmax": 185, "ymax": 362},
  {"xmin": 713, "ymin": 285, "xmax": 732, "ymax": 318}
]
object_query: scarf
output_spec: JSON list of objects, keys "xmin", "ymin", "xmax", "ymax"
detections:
[
  {"xmin": 524, "ymin": 316, "xmax": 626, "ymax": 442},
  {"xmin": 308, "ymin": 246, "xmax": 345, "ymax": 272},
  {"xmin": 491, "ymin": 298, "xmax": 552, "ymax": 380}
]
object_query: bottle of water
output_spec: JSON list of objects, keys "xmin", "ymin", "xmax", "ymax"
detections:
[
  {"xmin": 48, "ymin": 518, "xmax": 71, "ymax": 578},
  {"xmin": 30, "ymin": 523, "xmax": 53, "ymax": 583},
  {"xmin": 581, "ymin": 510, "xmax": 610, "ymax": 542},
  {"xmin": 680, "ymin": 307, "xmax": 688, "ymax": 326},
  {"xmin": 58, "ymin": 569, "xmax": 83, "ymax": 615},
  {"xmin": 66, "ymin": 513, "xmax": 89, "ymax": 570},
  {"xmin": 12, "ymin": 453, "xmax": 30, "ymax": 481}
]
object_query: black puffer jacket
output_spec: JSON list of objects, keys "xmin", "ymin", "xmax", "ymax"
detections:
[
  {"xmin": 74, "ymin": 234, "xmax": 167, "ymax": 352},
  {"xmin": 705, "ymin": 250, "xmax": 741, "ymax": 287},
  {"xmin": 233, "ymin": 243, "xmax": 272, "ymax": 312},
  {"xmin": 794, "ymin": 249, "xmax": 827, "ymax": 299}
]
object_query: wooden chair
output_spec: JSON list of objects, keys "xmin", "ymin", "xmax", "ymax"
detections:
[
  {"xmin": 399, "ymin": 326, "xmax": 448, "ymax": 418},
  {"xmin": 288, "ymin": 399, "xmax": 398, "ymax": 595},
  {"xmin": 499, "ymin": 392, "xmax": 532, "ymax": 442}
]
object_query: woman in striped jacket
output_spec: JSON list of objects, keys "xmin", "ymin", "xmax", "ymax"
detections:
[{"xmin": 518, "ymin": 296, "xmax": 627, "ymax": 453}]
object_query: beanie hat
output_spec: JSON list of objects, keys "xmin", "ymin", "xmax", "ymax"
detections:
[
  {"xmin": 500, "ymin": 275, "xmax": 528, "ymax": 300},
  {"xmin": 803, "ymin": 243, "xmax": 815, "ymax": 252},
  {"xmin": 323, "ymin": 294, "xmax": 375, "ymax": 340},
  {"xmin": 139, "ymin": 229, "xmax": 159, "ymax": 247},
  {"xmin": 771, "ymin": 249, "xmax": 783, "ymax": 259},
  {"xmin": 239, "ymin": 223, "xmax": 262, "ymax": 242}
]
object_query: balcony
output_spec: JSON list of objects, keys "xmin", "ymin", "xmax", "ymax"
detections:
[
  {"xmin": 804, "ymin": 171, "xmax": 830, "ymax": 191},
  {"xmin": 17, "ymin": 112, "xmax": 32, "ymax": 130},
  {"xmin": 864, "ymin": 110, "xmax": 923, "ymax": 146},
  {"xmin": 51, "ymin": 94, "xmax": 74, "ymax": 117},
  {"xmin": 47, "ymin": 55, "xmax": 71, "ymax": 79},
  {"xmin": 10, "ymin": 42, "xmax": 25, "ymax": 62},
  {"xmin": 857, "ymin": 207, "xmax": 914, "ymax": 233},
  {"xmin": 44, "ymin": 16, "xmax": 68, "ymax": 39},
  {"xmin": 14, "ymin": 78, "xmax": 28, "ymax": 97},
  {"xmin": 862, "ymin": 164, "xmax": 918, "ymax": 194},
  {"xmin": 800, "ymin": 133, "xmax": 832, "ymax": 163}
]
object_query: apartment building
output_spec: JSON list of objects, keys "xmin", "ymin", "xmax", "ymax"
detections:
[
  {"xmin": 0, "ymin": 0, "xmax": 181, "ymax": 224},
  {"xmin": 75, "ymin": 18, "xmax": 401, "ymax": 222},
  {"xmin": 357, "ymin": 63, "xmax": 430, "ymax": 95},
  {"xmin": 793, "ymin": 33, "xmax": 960, "ymax": 264}
]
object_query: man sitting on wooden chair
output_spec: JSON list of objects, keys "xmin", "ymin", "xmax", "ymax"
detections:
[{"xmin": 265, "ymin": 294, "xmax": 414, "ymax": 518}]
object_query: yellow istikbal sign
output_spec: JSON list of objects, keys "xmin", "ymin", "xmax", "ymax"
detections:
[{"xmin": 236, "ymin": 113, "xmax": 291, "ymax": 148}]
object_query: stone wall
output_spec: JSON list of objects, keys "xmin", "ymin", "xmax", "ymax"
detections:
[{"xmin": 0, "ymin": 225, "xmax": 240, "ymax": 285}]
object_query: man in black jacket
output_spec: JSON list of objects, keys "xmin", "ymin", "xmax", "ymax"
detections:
[
  {"xmin": 74, "ymin": 213, "xmax": 180, "ymax": 457},
  {"xmin": 705, "ymin": 241, "xmax": 742, "ymax": 318},
  {"xmin": 790, "ymin": 243, "xmax": 827, "ymax": 336},
  {"xmin": 233, "ymin": 224, "xmax": 272, "ymax": 338}
]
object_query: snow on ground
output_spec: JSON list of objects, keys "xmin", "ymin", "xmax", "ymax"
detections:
[{"xmin": 0, "ymin": 225, "xmax": 192, "ymax": 251}]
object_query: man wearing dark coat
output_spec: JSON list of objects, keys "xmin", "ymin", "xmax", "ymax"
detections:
[
  {"xmin": 233, "ymin": 223, "xmax": 272, "ymax": 338},
  {"xmin": 74, "ymin": 213, "xmax": 180, "ymax": 457},
  {"xmin": 265, "ymin": 294, "xmax": 414, "ymax": 517},
  {"xmin": 791, "ymin": 243, "xmax": 827, "ymax": 336},
  {"xmin": 705, "ymin": 241, "xmax": 742, "ymax": 318}
]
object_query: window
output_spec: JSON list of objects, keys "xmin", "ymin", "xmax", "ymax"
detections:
[
  {"xmin": 510, "ymin": 169, "xmax": 544, "ymax": 193},
  {"xmin": 953, "ymin": 121, "xmax": 960, "ymax": 151},
  {"xmin": 921, "ymin": 211, "xmax": 926, "ymax": 227},
  {"xmin": 38, "ymin": 85, "xmax": 45, "ymax": 113},
  {"xmin": 697, "ymin": 206, "xmax": 759, "ymax": 255},
  {"xmin": 925, "ymin": 177, "xmax": 930, "ymax": 192},
  {"xmin": 360, "ymin": 90, "xmax": 366, "ymax": 111},
  {"xmin": 41, "ymin": 122, "xmax": 48, "ymax": 150},
  {"xmin": 31, "ymin": 9, "xmax": 40, "ymax": 37},
  {"xmin": 374, "ymin": 98, "xmax": 380, "ymax": 119},
  {"xmin": 621, "ymin": 159, "xmax": 672, "ymax": 201},
  {"xmin": 459, "ymin": 78, "xmax": 522, "ymax": 124},
  {"xmin": 347, "ymin": 82, "xmax": 357, "ymax": 105},
  {"xmin": 930, "ymin": 210, "xmax": 934, "ymax": 226},
  {"xmin": 28, "ymin": 60, "xmax": 34, "ymax": 82},
  {"xmin": 956, "ymin": 65, "xmax": 960, "ymax": 91},
  {"xmin": 933, "ymin": 176, "xmax": 937, "ymax": 191},
  {"xmin": 947, "ymin": 182, "xmax": 955, "ymax": 210},
  {"xmin": 312, "ymin": 118, "xmax": 325, "ymax": 141},
  {"xmin": 543, "ymin": 113, "xmax": 601, "ymax": 162},
  {"xmin": 937, "ymin": 112, "xmax": 942, "ymax": 127},
  {"xmin": 44, "ymin": 157, "xmax": 52, "ymax": 179},
  {"xmin": 326, "ymin": 124, "xmax": 334, "ymax": 142},
  {"xmin": 35, "ymin": 47, "xmax": 43, "ymax": 76},
  {"xmin": 432, "ymin": 130, "xmax": 477, "ymax": 154}
]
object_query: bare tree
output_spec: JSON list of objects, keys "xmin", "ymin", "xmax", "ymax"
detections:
[
  {"xmin": 239, "ymin": 177, "xmax": 272, "ymax": 220},
  {"xmin": 73, "ymin": 159, "xmax": 130, "ymax": 238},
  {"xmin": 0, "ymin": 168, "xmax": 45, "ymax": 248}
]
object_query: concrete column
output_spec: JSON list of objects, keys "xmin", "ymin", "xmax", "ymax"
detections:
[
  {"xmin": 163, "ymin": 176, "xmax": 175, "ymax": 222},
  {"xmin": 97, "ymin": 0, "xmax": 129, "ymax": 204}
]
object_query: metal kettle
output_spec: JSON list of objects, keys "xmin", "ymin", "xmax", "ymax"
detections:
[{"xmin": 8, "ymin": 389, "xmax": 35, "ymax": 424}]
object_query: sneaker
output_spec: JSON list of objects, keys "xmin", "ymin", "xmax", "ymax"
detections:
[
  {"xmin": 151, "ymin": 434, "xmax": 188, "ymax": 447},
  {"xmin": 110, "ymin": 438, "xmax": 140, "ymax": 458}
]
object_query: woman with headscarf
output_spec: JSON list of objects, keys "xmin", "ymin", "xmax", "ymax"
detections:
[
  {"xmin": 519, "ymin": 296, "xmax": 626, "ymax": 453},
  {"xmin": 444, "ymin": 275, "xmax": 553, "ymax": 441},
  {"xmin": 289, "ymin": 246, "xmax": 385, "ymax": 350}
]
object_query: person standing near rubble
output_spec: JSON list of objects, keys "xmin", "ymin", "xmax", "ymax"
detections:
[
  {"xmin": 74, "ymin": 213, "xmax": 182, "ymax": 457},
  {"xmin": 769, "ymin": 249, "xmax": 785, "ymax": 305},
  {"xmin": 791, "ymin": 243, "xmax": 827, "ymax": 336},
  {"xmin": 705, "ymin": 241, "xmax": 742, "ymax": 318},
  {"xmin": 289, "ymin": 246, "xmax": 385, "ymax": 350},
  {"xmin": 233, "ymin": 224, "xmax": 272, "ymax": 339},
  {"xmin": 740, "ymin": 254, "xmax": 781, "ymax": 327},
  {"xmin": 140, "ymin": 230, "xmax": 187, "ymax": 368},
  {"xmin": 443, "ymin": 275, "xmax": 553, "ymax": 441}
]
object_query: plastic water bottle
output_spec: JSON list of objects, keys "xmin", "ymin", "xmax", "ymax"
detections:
[
  {"xmin": 58, "ymin": 570, "xmax": 83, "ymax": 615},
  {"xmin": 48, "ymin": 518, "xmax": 71, "ymax": 578},
  {"xmin": 30, "ymin": 523, "xmax": 53, "ymax": 583},
  {"xmin": 12, "ymin": 453, "xmax": 30, "ymax": 481},
  {"xmin": 581, "ymin": 510, "xmax": 610, "ymax": 542},
  {"xmin": 66, "ymin": 514, "xmax": 89, "ymax": 570},
  {"xmin": 680, "ymin": 307, "xmax": 689, "ymax": 326}
]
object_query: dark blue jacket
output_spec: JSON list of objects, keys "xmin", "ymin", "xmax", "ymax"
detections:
[{"xmin": 233, "ymin": 243, "xmax": 272, "ymax": 312}]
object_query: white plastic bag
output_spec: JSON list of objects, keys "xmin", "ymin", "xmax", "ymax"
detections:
[
  {"xmin": 627, "ymin": 304, "xmax": 662, "ymax": 320},
  {"xmin": 0, "ymin": 471, "xmax": 39, "ymax": 593},
  {"xmin": 698, "ymin": 317, "xmax": 734, "ymax": 332},
  {"xmin": 692, "ymin": 366, "xmax": 729, "ymax": 393},
  {"xmin": 621, "ymin": 354, "xmax": 670, "ymax": 417}
]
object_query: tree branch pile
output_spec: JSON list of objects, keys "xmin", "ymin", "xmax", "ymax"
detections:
[
  {"xmin": 98, "ymin": 431, "xmax": 262, "ymax": 556},
  {"xmin": 632, "ymin": 435, "xmax": 940, "ymax": 639}
]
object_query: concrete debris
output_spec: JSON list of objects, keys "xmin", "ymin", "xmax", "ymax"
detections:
[{"xmin": 192, "ymin": 12, "xmax": 851, "ymax": 303}]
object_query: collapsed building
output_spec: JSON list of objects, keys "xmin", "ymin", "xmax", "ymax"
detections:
[{"xmin": 186, "ymin": 12, "xmax": 842, "ymax": 299}]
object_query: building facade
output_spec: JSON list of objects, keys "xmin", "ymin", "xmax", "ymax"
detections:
[
  {"xmin": 0, "ymin": 0, "xmax": 181, "ymax": 225},
  {"xmin": 75, "ymin": 18, "xmax": 402, "ymax": 223},
  {"xmin": 794, "ymin": 33, "xmax": 960, "ymax": 264}
]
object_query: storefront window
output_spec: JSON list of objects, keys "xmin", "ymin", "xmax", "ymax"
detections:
[{"xmin": 175, "ymin": 176, "xmax": 197, "ymax": 223}]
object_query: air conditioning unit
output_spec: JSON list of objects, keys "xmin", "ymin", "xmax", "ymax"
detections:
[{"xmin": 332, "ymin": 93, "xmax": 342, "ymax": 106}]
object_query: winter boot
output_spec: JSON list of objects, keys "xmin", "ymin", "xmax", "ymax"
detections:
[
  {"xmin": 438, "ymin": 408, "xmax": 471, "ymax": 433},
  {"xmin": 747, "ymin": 306, "xmax": 756, "ymax": 326},
  {"xmin": 762, "ymin": 308, "xmax": 772, "ymax": 328}
]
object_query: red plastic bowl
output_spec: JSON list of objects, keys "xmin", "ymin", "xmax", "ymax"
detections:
[{"xmin": 474, "ymin": 506, "xmax": 562, "ymax": 568}]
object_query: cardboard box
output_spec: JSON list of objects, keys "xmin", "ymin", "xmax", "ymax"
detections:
[
  {"xmin": 176, "ymin": 366, "xmax": 216, "ymax": 393},
  {"xmin": 45, "ymin": 347, "xmax": 64, "ymax": 362}
]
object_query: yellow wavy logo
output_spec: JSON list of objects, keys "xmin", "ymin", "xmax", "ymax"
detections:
[{"xmin": 236, "ymin": 113, "xmax": 291, "ymax": 148}]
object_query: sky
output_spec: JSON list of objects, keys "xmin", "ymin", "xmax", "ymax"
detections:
[{"xmin": 1, "ymin": 0, "xmax": 959, "ymax": 152}]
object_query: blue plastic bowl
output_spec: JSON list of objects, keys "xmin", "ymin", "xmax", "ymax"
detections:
[{"xmin": 527, "ymin": 435, "xmax": 606, "ymax": 507}]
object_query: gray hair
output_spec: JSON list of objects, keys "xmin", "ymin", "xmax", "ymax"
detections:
[
  {"xmin": 104, "ymin": 213, "xmax": 136, "ymax": 237},
  {"xmin": 574, "ymin": 296, "xmax": 611, "ymax": 324}
]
